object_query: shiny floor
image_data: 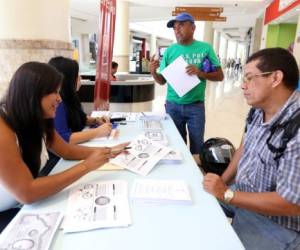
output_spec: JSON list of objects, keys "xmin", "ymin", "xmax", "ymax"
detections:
[{"xmin": 152, "ymin": 69, "xmax": 250, "ymax": 148}]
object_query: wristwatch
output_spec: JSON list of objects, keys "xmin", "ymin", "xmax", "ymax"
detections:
[{"xmin": 224, "ymin": 189, "xmax": 234, "ymax": 203}]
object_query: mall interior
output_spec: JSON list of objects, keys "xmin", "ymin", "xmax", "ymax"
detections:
[
  {"xmin": 0, "ymin": 0, "xmax": 300, "ymax": 249},
  {"xmin": 1, "ymin": 0, "xmax": 300, "ymax": 147}
]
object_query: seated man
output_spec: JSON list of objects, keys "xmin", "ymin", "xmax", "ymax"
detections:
[{"xmin": 203, "ymin": 48, "xmax": 300, "ymax": 249}]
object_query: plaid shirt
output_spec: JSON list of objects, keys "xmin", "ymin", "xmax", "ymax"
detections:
[{"xmin": 236, "ymin": 91, "xmax": 300, "ymax": 231}]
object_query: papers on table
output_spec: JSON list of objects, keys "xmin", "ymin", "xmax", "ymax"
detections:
[
  {"xmin": 64, "ymin": 180, "xmax": 131, "ymax": 233},
  {"xmin": 0, "ymin": 212, "xmax": 62, "ymax": 250},
  {"xmin": 161, "ymin": 56, "xmax": 200, "ymax": 97},
  {"xmin": 160, "ymin": 150, "xmax": 182, "ymax": 164},
  {"xmin": 140, "ymin": 112, "xmax": 168, "ymax": 120},
  {"xmin": 143, "ymin": 130, "xmax": 168, "ymax": 145},
  {"xmin": 110, "ymin": 135, "xmax": 172, "ymax": 176},
  {"xmin": 131, "ymin": 179, "xmax": 192, "ymax": 205},
  {"xmin": 142, "ymin": 120, "xmax": 163, "ymax": 130},
  {"xmin": 91, "ymin": 111, "xmax": 138, "ymax": 122}
]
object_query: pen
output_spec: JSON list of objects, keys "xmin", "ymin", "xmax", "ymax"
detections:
[{"xmin": 124, "ymin": 146, "xmax": 131, "ymax": 150}]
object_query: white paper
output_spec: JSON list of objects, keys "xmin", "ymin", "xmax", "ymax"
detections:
[
  {"xmin": 161, "ymin": 56, "xmax": 200, "ymax": 97},
  {"xmin": 64, "ymin": 180, "xmax": 131, "ymax": 233},
  {"xmin": 159, "ymin": 150, "xmax": 182, "ymax": 164},
  {"xmin": 91, "ymin": 111, "xmax": 138, "ymax": 122},
  {"xmin": 0, "ymin": 212, "xmax": 63, "ymax": 250},
  {"xmin": 142, "ymin": 120, "xmax": 163, "ymax": 130},
  {"xmin": 131, "ymin": 179, "xmax": 192, "ymax": 205},
  {"xmin": 110, "ymin": 135, "xmax": 172, "ymax": 176},
  {"xmin": 139, "ymin": 112, "xmax": 167, "ymax": 121},
  {"xmin": 143, "ymin": 130, "xmax": 168, "ymax": 145}
]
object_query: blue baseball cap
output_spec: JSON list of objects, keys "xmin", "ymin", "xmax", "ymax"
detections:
[{"xmin": 167, "ymin": 12, "xmax": 195, "ymax": 28}]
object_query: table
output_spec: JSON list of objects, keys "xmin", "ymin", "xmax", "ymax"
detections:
[{"xmin": 21, "ymin": 116, "xmax": 244, "ymax": 250}]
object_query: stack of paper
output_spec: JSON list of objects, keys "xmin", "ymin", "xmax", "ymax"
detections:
[
  {"xmin": 64, "ymin": 180, "xmax": 131, "ymax": 233},
  {"xmin": 0, "ymin": 212, "xmax": 63, "ymax": 250},
  {"xmin": 91, "ymin": 111, "xmax": 138, "ymax": 122},
  {"xmin": 110, "ymin": 135, "xmax": 171, "ymax": 176},
  {"xmin": 142, "ymin": 120, "xmax": 163, "ymax": 130},
  {"xmin": 131, "ymin": 179, "xmax": 192, "ymax": 205},
  {"xmin": 159, "ymin": 150, "xmax": 182, "ymax": 164},
  {"xmin": 140, "ymin": 112, "xmax": 168, "ymax": 120},
  {"xmin": 143, "ymin": 130, "xmax": 168, "ymax": 145}
]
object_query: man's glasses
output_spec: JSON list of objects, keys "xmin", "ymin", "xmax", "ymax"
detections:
[{"xmin": 242, "ymin": 71, "xmax": 274, "ymax": 84}]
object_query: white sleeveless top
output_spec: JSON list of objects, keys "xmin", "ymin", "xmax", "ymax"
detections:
[{"xmin": 0, "ymin": 138, "xmax": 49, "ymax": 212}]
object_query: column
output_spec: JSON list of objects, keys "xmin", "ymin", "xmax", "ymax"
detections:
[
  {"xmin": 260, "ymin": 23, "xmax": 268, "ymax": 49},
  {"xmin": 251, "ymin": 18, "xmax": 263, "ymax": 54},
  {"xmin": 0, "ymin": 0, "xmax": 72, "ymax": 99},
  {"xmin": 202, "ymin": 21, "xmax": 214, "ymax": 45},
  {"xmin": 293, "ymin": 14, "xmax": 300, "ymax": 67},
  {"xmin": 150, "ymin": 34, "xmax": 157, "ymax": 58},
  {"xmin": 233, "ymin": 41, "xmax": 238, "ymax": 59},
  {"xmin": 213, "ymin": 30, "xmax": 221, "ymax": 56},
  {"xmin": 79, "ymin": 34, "xmax": 90, "ymax": 67},
  {"xmin": 113, "ymin": 0, "xmax": 129, "ymax": 72}
]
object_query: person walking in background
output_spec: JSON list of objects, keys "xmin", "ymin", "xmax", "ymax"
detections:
[
  {"xmin": 111, "ymin": 61, "xmax": 119, "ymax": 81},
  {"xmin": 49, "ymin": 57, "xmax": 112, "ymax": 144},
  {"xmin": 0, "ymin": 62, "xmax": 128, "ymax": 232},
  {"xmin": 150, "ymin": 12, "xmax": 224, "ymax": 165}
]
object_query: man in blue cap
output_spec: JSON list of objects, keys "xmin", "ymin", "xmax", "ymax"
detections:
[{"xmin": 150, "ymin": 12, "xmax": 224, "ymax": 164}]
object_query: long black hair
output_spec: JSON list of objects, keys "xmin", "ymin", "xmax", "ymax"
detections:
[
  {"xmin": 48, "ymin": 57, "xmax": 87, "ymax": 132},
  {"xmin": 0, "ymin": 62, "xmax": 63, "ymax": 177}
]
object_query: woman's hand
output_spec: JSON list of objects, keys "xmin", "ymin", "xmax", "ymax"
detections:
[
  {"xmin": 82, "ymin": 147, "xmax": 111, "ymax": 171},
  {"xmin": 110, "ymin": 142, "xmax": 130, "ymax": 157},
  {"xmin": 95, "ymin": 123, "xmax": 112, "ymax": 137}
]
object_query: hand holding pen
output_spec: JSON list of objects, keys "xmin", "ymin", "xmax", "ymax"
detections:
[{"xmin": 110, "ymin": 142, "xmax": 131, "ymax": 157}]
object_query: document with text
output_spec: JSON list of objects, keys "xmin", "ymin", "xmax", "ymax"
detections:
[
  {"xmin": 64, "ymin": 180, "xmax": 131, "ymax": 233},
  {"xmin": 110, "ymin": 135, "xmax": 172, "ymax": 176}
]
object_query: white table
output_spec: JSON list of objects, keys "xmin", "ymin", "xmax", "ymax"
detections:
[{"xmin": 21, "ymin": 116, "xmax": 244, "ymax": 250}]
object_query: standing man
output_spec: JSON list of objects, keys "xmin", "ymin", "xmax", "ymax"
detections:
[
  {"xmin": 203, "ymin": 48, "xmax": 300, "ymax": 249},
  {"xmin": 150, "ymin": 13, "xmax": 224, "ymax": 163}
]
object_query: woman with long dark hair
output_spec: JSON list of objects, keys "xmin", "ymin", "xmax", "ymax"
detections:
[
  {"xmin": 49, "ymin": 56, "xmax": 112, "ymax": 144},
  {"xmin": 0, "ymin": 62, "xmax": 128, "ymax": 232}
]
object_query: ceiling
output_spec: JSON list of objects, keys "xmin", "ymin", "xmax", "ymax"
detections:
[{"xmin": 70, "ymin": 0, "xmax": 298, "ymax": 42}]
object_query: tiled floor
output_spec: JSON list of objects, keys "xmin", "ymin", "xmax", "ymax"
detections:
[{"xmin": 152, "ymin": 69, "xmax": 250, "ymax": 148}]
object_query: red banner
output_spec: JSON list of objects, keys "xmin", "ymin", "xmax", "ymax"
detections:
[
  {"xmin": 264, "ymin": 0, "xmax": 300, "ymax": 25},
  {"xmin": 94, "ymin": 0, "xmax": 116, "ymax": 110}
]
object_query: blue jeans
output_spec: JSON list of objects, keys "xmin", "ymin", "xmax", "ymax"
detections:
[
  {"xmin": 165, "ymin": 101, "xmax": 205, "ymax": 154},
  {"xmin": 221, "ymin": 202, "xmax": 300, "ymax": 250}
]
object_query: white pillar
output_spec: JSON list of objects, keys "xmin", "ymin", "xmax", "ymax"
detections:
[
  {"xmin": 251, "ymin": 18, "xmax": 263, "ymax": 54},
  {"xmin": 113, "ymin": 0, "xmax": 129, "ymax": 72},
  {"xmin": 233, "ymin": 41, "xmax": 238, "ymax": 59},
  {"xmin": 260, "ymin": 23, "xmax": 268, "ymax": 49},
  {"xmin": 0, "ymin": 0, "xmax": 72, "ymax": 98},
  {"xmin": 150, "ymin": 34, "xmax": 157, "ymax": 57},
  {"xmin": 213, "ymin": 30, "xmax": 221, "ymax": 56},
  {"xmin": 203, "ymin": 21, "xmax": 214, "ymax": 45},
  {"xmin": 80, "ymin": 34, "xmax": 90, "ymax": 66},
  {"xmin": 293, "ymin": 14, "xmax": 300, "ymax": 67}
]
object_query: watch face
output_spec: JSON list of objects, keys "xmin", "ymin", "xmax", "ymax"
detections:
[{"xmin": 224, "ymin": 189, "xmax": 234, "ymax": 203}]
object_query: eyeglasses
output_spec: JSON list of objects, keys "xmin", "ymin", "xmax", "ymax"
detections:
[{"xmin": 242, "ymin": 71, "xmax": 274, "ymax": 84}]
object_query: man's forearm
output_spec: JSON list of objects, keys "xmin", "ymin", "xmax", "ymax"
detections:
[
  {"xmin": 230, "ymin": 191, "xmax": 300, "ymax": 216},
  {"xmin": 199, "ymin": 68, "xmax": 224, "ymax": 82},
  {"xmin": 152, "ymin": 72, "xmax": 166, "ymax": 85}
]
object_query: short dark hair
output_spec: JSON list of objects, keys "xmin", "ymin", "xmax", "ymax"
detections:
[
  {"xmin": 49, "ymin": 56, "xmax": 87, "ymax": 132},
  {"xmin": 112, "ymin": 61, "xmax": 118, "ymax": 69},
  {"xmin": 0, "ymin": 62, "xmax": 63, "ymax": 177},
  {"xmin": 246, "ymin": 48, "xmax": 299, "ymax": 90}
]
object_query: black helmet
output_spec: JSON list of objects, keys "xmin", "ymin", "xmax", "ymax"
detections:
[{"xmin": 201, "ymin": 138, "xmax": 235, "ymax": 176}]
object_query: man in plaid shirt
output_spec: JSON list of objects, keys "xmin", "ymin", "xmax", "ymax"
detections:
[{"xmin": 203, "ymin": 48, "xmax": 300, "ymax": 250}]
